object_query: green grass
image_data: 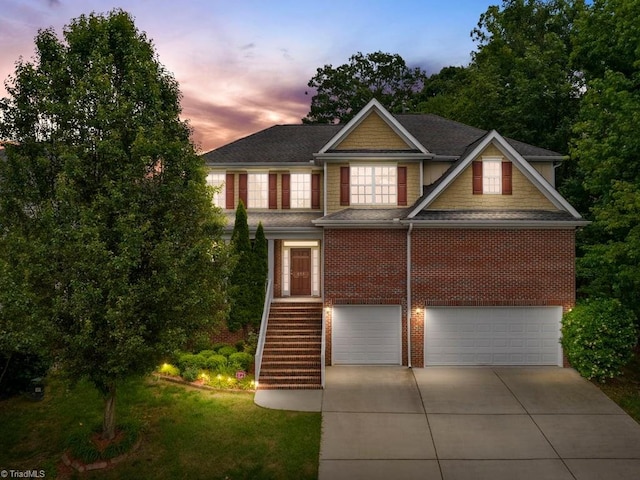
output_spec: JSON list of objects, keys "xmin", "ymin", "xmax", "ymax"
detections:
[
  {"xmin": 0, "ymin": 375, "xmax": 321, "ymax": 479},
  {"xmin": 597, "ymin": 348, "xmax": 640, "ymax": 424}
]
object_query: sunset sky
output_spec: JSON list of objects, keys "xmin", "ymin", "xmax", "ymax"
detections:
[{"xmin": 0, "ymin": 0, "xmax": 490, "ymax": 152}]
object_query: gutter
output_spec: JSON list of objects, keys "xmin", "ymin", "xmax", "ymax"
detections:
[{"xmin": 406, "ymin": 222, "xmax": 413, "ymax": 368}]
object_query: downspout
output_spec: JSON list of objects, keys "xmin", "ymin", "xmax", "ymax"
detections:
[{"xmin": 406, "ymin": 222, "xmax": 413, "ymax": 368}]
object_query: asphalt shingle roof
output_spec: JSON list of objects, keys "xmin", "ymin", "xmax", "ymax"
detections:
[
  {"xmin": 202, "ymin": 113, "xmax": 562, "ymax": 165},
  {"xmin": 411, "ymin": 209, "xmax": 578, "ymax": 222}
]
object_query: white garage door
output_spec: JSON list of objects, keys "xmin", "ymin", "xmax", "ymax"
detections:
[
  {"xmin": 425, "ymin": 307, "xmax": 562, "ymax": 366},
  {"xmin": 333, "ymin": 305, "xmax": 402, "ymax": 365}
]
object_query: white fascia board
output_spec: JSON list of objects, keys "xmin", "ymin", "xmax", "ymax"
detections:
[
  {"xmin": 408, "ymin": 131, "xmax": 583, "ymax": 219},
  {"xmin": 317, "ymin": 98, "xmax": 430, "ymax": 155},
  {"xmin": 401, "ymin": 220, "xmax": 590, "ymax": 229},
  {"xmin": 314, "ymin": 152, "xmax": 429, "ymax": 162}
]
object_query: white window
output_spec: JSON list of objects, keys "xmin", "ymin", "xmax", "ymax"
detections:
[
  {"xmin": 351, "ymin": 165, "xmax": 397, "ymax": 205},
  {"xmin": 206, "ymin": 173, "xmax": 226, "ymax": 208},
  {"xmin": 483, "ymin": 160, "xmax": 502, "ymax": 194},
  {"xmin": 290, "ymin": 173, "xmax": 311, "ymax": 209},
  {"xmin": 248, "ymin": 173, "xmax": 268, "ymax": 208}
]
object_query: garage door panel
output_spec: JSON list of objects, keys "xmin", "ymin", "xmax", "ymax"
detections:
[
  {"xmin": 333, "ymin": 305, "xmax": 401, "ymax": 365},
  {"xmin": 425, "ymin": 307, "xmax": 562, "ymax": 366}
]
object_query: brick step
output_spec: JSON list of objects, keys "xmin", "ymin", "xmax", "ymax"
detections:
[
  {"xmin": 269, "ymin": 308, "xmax": 322, "ymax": 317},
  {"xmin": 263, "ymin": 343, "xmax": 320, "ymax": 351},
  {"xmin": 261, "ymin": 354, "xmax": 321, "ymax": 362},
  {"xmin": 265, "ymin": 334, "xmax": 321, "ymax": 341},
  {"xmin": 267, "ymin": 316, "xmax": 322, "ymax": 322},
  {"xmin": 260, "ymin": 359, "xmax": 321, "ymax": 372},
  {"xmin": 258, "ymin": 383, "xmax": 322, "ymax": 390},
  {"xmin": 267, "ymin": 320, "xmax": 321, "ymax": 326},
  {"xmin": 262, "ymin": 346, "xmax": 321, "ymax": 354},
  {"xmin": 259, "ymin": 375, "xmax": 321, "ymax": 384},
  {"xmin": 266, "ymin": 327, "xmax": 321, "ymax": 334},
  {"xmin": 260, "ymin": 367, "xmax": 320, "ymax": 374}
]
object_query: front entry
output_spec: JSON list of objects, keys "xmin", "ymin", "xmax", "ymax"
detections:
[{"xmin": 290, "ymin": 248, "xmax": 311, "ymax": 296}]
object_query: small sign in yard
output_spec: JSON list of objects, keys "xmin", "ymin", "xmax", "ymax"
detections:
[{"xmin": 235, "ymin": 370, "xmax": 246, "ymax": 380}]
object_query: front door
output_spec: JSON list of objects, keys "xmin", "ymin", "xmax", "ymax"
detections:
[{"xmin": 290, "ymin": 248, "xmax": 311, "ymax": 296}]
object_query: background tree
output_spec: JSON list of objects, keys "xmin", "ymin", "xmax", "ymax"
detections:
[
  {"xmin": 0, "ymin": 10, "xmax": 228, "ymax": 440},
  {"xmin": 567, "ymin": 0, "xmax": 640, "ymax": 324},
  {"xmin": 303, "ymin": 51, "xmax": 427, "ymax": 124},
  {"xmin": 417, "ymin": 0, "xmax": 584, "ymax": 155}
]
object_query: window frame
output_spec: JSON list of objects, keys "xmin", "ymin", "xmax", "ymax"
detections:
[
  {"xmin": 289, "ymin": 173, "xmax": 311, "ymax": 209},
  {"xmin": 482, "ymin": 158, "xmax": 502, "ymax": 195},
  {"xmin": 349, "ymin": 164, "xmax": 398, "ymax": 205},
  {"xmin": 247, "ymin": 173, "xmax": 269, "ymax": 209},
  {"xmin": 206, "ymin": 172, "xmax": 226, "ymax": 208}
]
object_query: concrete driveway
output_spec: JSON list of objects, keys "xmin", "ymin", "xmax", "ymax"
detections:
[{"xmin": 319, "ymin": 366, "xmax": 640, "ymax": 480}]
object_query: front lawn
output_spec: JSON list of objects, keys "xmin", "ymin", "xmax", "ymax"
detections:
[
  {"xmin": 0, "ymin": 375, "xmax": 321, "ymax": 479},
  {"xmin": 597, "ymin": 348, "xmax": 640, "ymax": 424}
]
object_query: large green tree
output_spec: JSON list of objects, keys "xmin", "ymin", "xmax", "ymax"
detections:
[
  {"xmin": 419, "ymin": 0, "xmax": 584, "ymax": 154},
  {"xmin": 303, "ymin": 51, "xmax": 427, "ymax": 124},
  {"xmin": 0, "ymin": 10, "xmax": 228, "ymax": 440},
  {"xmin": 568, "ymin": 0, "xmax": 640, "ymax": 322}
]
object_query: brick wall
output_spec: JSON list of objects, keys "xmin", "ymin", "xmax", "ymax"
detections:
[
  {"xmin": 323, "ymin": 227, "xmax": 576, "ymax": 367},
  {"xmin": 324, "ymin": 229, "xmax": 408, "ymax": 365},
  {"xmin": 409, "ymin": 228, "xmax": 576, "ymax": 367}
]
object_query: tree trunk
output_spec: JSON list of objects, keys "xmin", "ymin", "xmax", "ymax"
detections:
[{"xmin": 102, "ymin": 384, "xmax": 117, "ymax": 441}]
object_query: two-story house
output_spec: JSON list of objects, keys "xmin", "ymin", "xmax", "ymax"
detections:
[{"xmin": 203, "ymin": 99, "xmax": 587, "ymax": 389}]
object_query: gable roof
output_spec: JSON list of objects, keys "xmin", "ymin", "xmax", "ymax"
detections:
[
  {"xmin": 407, "ymin": 130, "xmax": 582, "ymax": 219},
  {"xmin": 201, "ymin": 104, "xmax": 564, "ymax": 166},
  {"xmin": 202, "ymin": 124, "xmax": 341, "ymax": 166},
  {"xmin": 316, "ymin": 98, "xmax": 429, "ymax": 156}
]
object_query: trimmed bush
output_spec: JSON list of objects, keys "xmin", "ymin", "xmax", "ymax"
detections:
[
  {"xmin": 229, "ymin": 352, "xmax": 254, "ymax": 371},
  {"xmin": 158, "ymin": 363, "xmax": 180, "ymax": 377},
  {"xmin": 197, "ymin": 350, "xmax": 216, "ymax": 358},
  {"xmin": 204, "ymin": 354, "xmax": 228, "ymax": 371},
  {"xmin": 561, "ymin": 298, "xmax": 638, "ymax": 382},
  {"xmin": 182, "ymin": 367, "xmax": 199, "ymax": 383},
  {"xmin": 218, "ymin": 345, "xmax": 238, "ymax": 357},
  {"xmin": 176, "ymin": 353, "xmax": 200, "ymax": 372}
]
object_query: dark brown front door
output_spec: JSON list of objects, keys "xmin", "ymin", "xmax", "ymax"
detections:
[{"xmin": 290, "ymin": 248, "xmax": 311, "ymax": 296}]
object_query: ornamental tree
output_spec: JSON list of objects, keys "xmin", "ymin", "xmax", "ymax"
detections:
[{"xmin": 0, "ymin": 10, "xmax": 229, "ymax": 440}]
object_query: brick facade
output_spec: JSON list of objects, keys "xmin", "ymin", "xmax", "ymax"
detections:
[
  {"xmin": 323, "ymin": 229, "xmax": 408, "ymax": 365},
  {"xmin": 323, "ymin": 227, "xmax": 576, "ymax": 367}
]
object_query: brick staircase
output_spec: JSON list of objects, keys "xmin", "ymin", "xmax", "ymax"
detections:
[{"xmin": 257, "ymin": 302, "xmax": 323, "ymax": 390}]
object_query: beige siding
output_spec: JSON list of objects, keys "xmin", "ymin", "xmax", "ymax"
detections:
[
  {"xmin": 429, "ymin": 145, "xmax": 556, "ymax": 210},
  {"xmin": 401, "ymin": 162, "xmax": 421, "ymax": 205},
  {"xmin": 335, "ymin": 112, "xmax": 410, "ymax": 150},
  {"xmin": 531, "ymin": 162, "xmax": 555, "ymax": 187},
  {"xmin": 424, "ymin": 162, "xmax": 452, "ymax": 185},
  {"xmin": 326, "ymin": 162, "xmax": 421, "ymax": 214}
]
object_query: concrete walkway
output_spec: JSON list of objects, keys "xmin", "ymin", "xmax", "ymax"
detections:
[{"xmin": 318, "ymin": 366, "xmax": 640, "ymax": 480}]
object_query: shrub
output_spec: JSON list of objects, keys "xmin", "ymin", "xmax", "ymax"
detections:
[
  {"xmin": 176, "ymin": 353, "xmax": 200, "ymax": 372},
  {"xmin": 158, "ymin": 363, "xmax": 180, "ymax": 377},
  {"xmin": 229, "ymin": 352, "xmax": 254, "ymax": 371},
  {"xmin": 218, "ymin": 345, "xmax": 238, "ymax": 357},
  {"xmin": 212, "ymin": 342, "xmax": 230, "ymax": 352},
  {"xmin": 182, "ymin": 367, "xmax": 199, "ymax": 383},
  {"xmin": 561, "ymin": 298, "xmax": 638, "ymax": 382},
  {"xmin": 204, "ymin": 354, "xmax": 227, "ymax": 371},
  {"xmin": 244, "ymin": 331, "xmax": 258, "ymax": 354},
  {"xmin": 197, "ymin": 350, "xmax": 216, "ymax": 358}
]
